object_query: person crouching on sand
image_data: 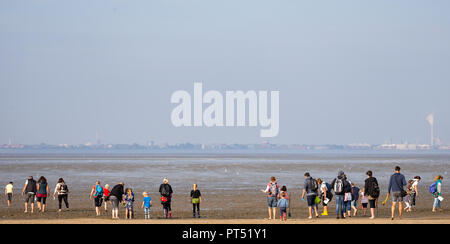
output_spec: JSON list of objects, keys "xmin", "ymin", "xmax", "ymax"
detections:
[
  {"xmin": 124, "ymin": 188, "xmax": 135, "ymax": 219},
  {"xmin": 141, "ymin": 192, "xmax": 152, "ymax": 219},
  {"xmin": 277, "ymin": 192, "xmax": 289, "ymax": 221},
  {"xmin": 261, "ymin": 176, "xmax": 279, "ymax": 220},
  {"xmin": 109, "ymin": 182, "xmax": 125, "ymax": 219}
]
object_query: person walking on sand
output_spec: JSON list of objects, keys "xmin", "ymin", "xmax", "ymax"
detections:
[
  {"xmin": 159, "ymin": 178, "xmax": 173, "ymax": 219},
  {"xmin": 141, "ymin": 192, "xmax": 152, "ymax": 219},
  {"xmin": 190, "ymin": 184, "xmax": 202, "ymax": 218},
  {"xmin": 109, "ymin": 182, "xmax": 125, "ymax": 219},
  {"xmin": 261, "ymin": 176, "xmax": 279, "ymax": 220},
  {"xmin": 4, "ymin": 182, "xmax": 13, "ymax": 207},
  {"xmin": 53, "ymin": 178, "xmax": 69, "ymax": 212},
  {"xmin": 22, "ymin": 176, "xmax": 37, "ymax": 213},
  {"xmin": 331, "ymin": 171, "xmax": 349, "ymax": 219},
  {"xmin": 90, "ymin": 181, "xmax": 104, "ymax": 216},
  {"xmin": 410, "ymin": 176, "xmax": 421, "ymax": 212},
  {"xmin": 36, "ymin": 176, "xmax": 50, "ymax": 212},
  {"xmin": 317, "ymin": 178, "xmax": 332, "ymax": 216},
  {"xmin": 277, "ymin": 192, "xmax": 289, "ymax": 221},
  {"xmin": 431, "ymin": 175, "xmax": 444, "ymax": 213},
  {"xmin": 301, "ymin": 172, "xmax": 319, "ymax": 219},
  {"xmin": 383, "ymin": 166, "xmax": 407, "ymax": 220},
  {"xmin": 364, "ymin": 170, "xmax": 380, "ymax": 219}
]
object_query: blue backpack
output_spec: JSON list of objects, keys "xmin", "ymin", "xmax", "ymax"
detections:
[
  {"xmin": 429, "ymin": 182, "xmax": 437, "ymax": 194},
  {"xmin": 93, "ymin": 185, "xmax": 104, "ymax": 198}
]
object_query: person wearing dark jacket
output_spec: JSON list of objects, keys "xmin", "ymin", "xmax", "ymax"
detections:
[
  {"xmin": 364, "ymin": 171, "xmax": 379, "ymax": 219},
  {"xmin": 159, "ymin": 178, "xmax": 173, "ymax": 218},
  {"xmin": 109, "ymin": 182, "xmax": 125, "ymax": 219},
  {"xmin": 384, "ymin": 166, "xmax": 407, "ymax": 220},
  {"xmin": 331, "ymin": 171, "xmax": 349, "ymax": 219}
]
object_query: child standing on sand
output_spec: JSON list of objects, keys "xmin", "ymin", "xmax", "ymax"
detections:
[
  {"xmin": 277, "ymin": 192, "xmax": 289, "ymax": 221},
  {"xmin": 190, "ymin": 184, "xmax": 202, "ymax": 218},
  {"xmin": 4, "ymin": 182, "xmax": 13, "ymax": 207},
  {"xmin": 124, "ymin": 188, "xmax": 135, "ymax": 219},
  {"xmin": 141, "ymin": 192, "xmax": 152, "ymax": 219},
  {"xmin": 103, "ymin": 184, "xmax": 111, "ymax": 212},
  {"xmin": 360, "ymin": 190, "xmax": 369, "ymax": 216}
]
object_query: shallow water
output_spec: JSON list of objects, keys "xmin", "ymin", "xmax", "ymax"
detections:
[{"xmin": 1, "ymin": 151, "xmax": 449, "ymax": 194}]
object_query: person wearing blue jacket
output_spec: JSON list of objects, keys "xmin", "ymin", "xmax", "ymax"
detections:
[
  {"xmin": 277, "ymin": 192, "xmax": 289, "ymax": 221},
  {"xmin": 384, "ymin": 166, "xmax": 407, "ymax": 220}
]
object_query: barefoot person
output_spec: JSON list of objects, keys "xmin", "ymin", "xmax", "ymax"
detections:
[
  {"xmin": 277, "ymin": 192, "xmax": 289, "ymax": 221},
  {"xmin": 4, "ymin": 182, "xmax": 13, "ymax": 207},
  {"xmin": 384, "ymin": 166, "xmax": 407, "ymax": 220},
  {"xmin": 22, "ymin": 176, "xmax": 37, "ymax": 213},
  {"xmin": 36, "ymin": 176, "xmax": 50, "ymax": 212},
  {"xmin": 141, "ymin": 192, "xmax": 152, "ymax": 219},
  {"xmin": 351, "ymin": 182, "xmax": 360, "ymax": 217},
  {"xmin": 364, "ymin": 170, "xmax": 380, "ymax": 219},
  {"xmin": 124, "ymin": 188, "xmax": 135, "ymax": 219},
  {"xmin": 261, "ymin": 176, "xmax": 279, "ymax": 220},
  {"xmin": 53, "ymin": 178, "xmax": 69, "ymax": 212},
  {"xmin": 301, "ymin": 172, "xmax": 319, "ymax": 219},
  {"xmin": 431, "ymin": 175, "xmax": 444, "ymax": 213},
  {"xmin": 280, "ymin": 186, "xmax": 291, "ymax": 218},
  {"xmin": 159, "ymin": 178, "xmax": 173, "ymax": 219},
  {"xmin": 103, "ymin": 184, "xmax": 111, "ymax": 212},
  {"xmin": 90, "ymin": 181, "xmax": 104, "ymax": 216},
  {"xmin": 109, "ymin": 182, "xmax": 125, "ymax": 219}
]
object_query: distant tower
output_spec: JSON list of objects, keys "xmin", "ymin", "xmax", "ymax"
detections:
[
  {"xmin": 8, "ymin": 138, "xmax": 11, "ymax": 145},
  {"xmin": 426, "ymin": 113, "xmax": 434, "ymax": 147}
]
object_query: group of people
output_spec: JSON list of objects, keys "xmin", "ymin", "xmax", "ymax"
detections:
[
  {"xmin": 2, "ymin": 166, "xmax": 445, "ymax": 221},
  {"xmin": 4, "ymin": 176, "xmax": 203, "ymax": 220},
  {"xmin": 262, "ymin": 166, "xmax": 444, "ymax": 221}
]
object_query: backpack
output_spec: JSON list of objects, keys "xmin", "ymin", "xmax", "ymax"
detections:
[
  {"xmin": 368, "ymin": 180, "xmax": 380, "ymax": 198},
  {"xmin": 59, "ymin": 183, "xmax": 68, "ymax": 194},
  {"xmin": 268, "ymin": 182, "xmax": 279, "ymax": 197},
  {"xmin": 309, "ymin": 178, "xmax": 318, "ymax": 192},
  {"xmin": 429, "ymin": 182, "xmax": 437, "ymax": 194},
  {"xmin": 334, "ymin": 178, "xmax": 344, "ymax": 194},
  {"xmin": 93, "ymin": 185, "xmax": 103, "ymax": 198},
  {"xmin": 161, "ymin": 185, "xmax": 171, "ymax": 197}
]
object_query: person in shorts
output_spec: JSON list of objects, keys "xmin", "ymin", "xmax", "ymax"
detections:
[
  {"xmin": 301, "ymin": 172, "xmax": 319, "ymax": 219},
  {"xmin": 385, "ymin": 166, "xmax": 407, "ymax": 220},
  {"xmin": 360, "ymin": 190, "xmax": 369, "ymax": 216},
  {"xmin": 21, "ymin": 176, "xmax": 37, "ymax": 213},
  {"xmin": 4, "ymin": 182, "xmax": 13, "ymax": 207},
  {"xmin": 141, "ymin": 192, "xmax": 152, "ymax": 219},
  {"xmin": 261, "ymin": 176, "xmax": 279, "ymax": 220},
  {"xmin": 90, "ymin": 181, "xmax": 104, "ymax": 216}
]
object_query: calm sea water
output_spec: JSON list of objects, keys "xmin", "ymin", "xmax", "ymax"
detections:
[{"xmin": 1, "ymin": 150, "xmax": 449, "ymax": 194}]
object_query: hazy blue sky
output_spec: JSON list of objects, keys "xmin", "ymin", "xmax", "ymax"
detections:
[{"xmin": 1, "ymin": 0, "xmax": 449, "ymax": 145}]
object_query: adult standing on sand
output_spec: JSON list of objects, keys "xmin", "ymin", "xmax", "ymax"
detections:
[
  {"xmin": 410, "ymin": 176, "xmax": 421, "ymax": 211},
  {"xmin": 363, "ymin": 170, "xmax": 379, "ymax": 219},
  {"xmin": 53, "ymin": 178, "xmax": 69, "ymax": 212},
  {"xmin": 109, "ymin": 182, "xmax": 125, "ymax": 219},
  {"xmin": 159, "ymin": 178, "xmax": 173, "ymax": 219},
  {"xmin": 22, "ymin": 176, "xmax": 37, "ymax": 213},
  {"xmin": 331, "ymin": 171, "xmax": 348, "ymax": 219},
  {"xmin": 90, "ymin": 181, "xmax": 104, "ymax": 216},
  {"xmin": 384, "ymin": 166, "xmax": 407, "ymax": 220},
  {"xmin": 301, "ymin": 172, "xmax": 319, "ymax": 219},
  {"xmin": 36, "ymin": 176, "xmax": 50, "ymax": 212},
  {"xmin": 261, "ymin": 176, "xmax": 279, "ymax": 220}
]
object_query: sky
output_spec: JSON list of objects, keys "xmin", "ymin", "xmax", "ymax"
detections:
[{"xmin": 1, "ymin": 0, "xmax": 450, "ymax": 145}]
